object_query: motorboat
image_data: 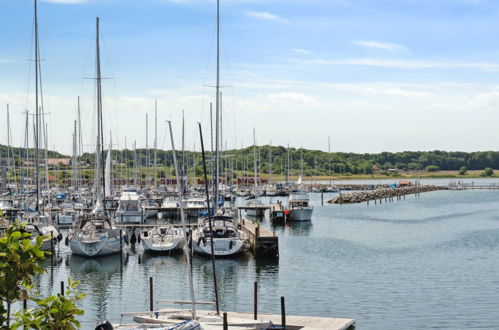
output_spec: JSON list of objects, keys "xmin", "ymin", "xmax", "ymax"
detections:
[{"xmin": 286, "ymin": 192, "xmax": 313, "ymax": 221}]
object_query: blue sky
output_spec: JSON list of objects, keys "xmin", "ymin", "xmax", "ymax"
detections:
[{"xmin": 2, "ymin": 0, "xmax": 499, "ymax": 154}]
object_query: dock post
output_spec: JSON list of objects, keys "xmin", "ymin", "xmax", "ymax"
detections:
[
  {"xmin": 281, "ymin": 296, "xmax": 286, "ymax": 329},
  {"xmin": 60, "ymin": 281, "xmax": 64, "ymax": 295},
  {"xmin": 321, "ymin": 191, "xmax": 324, "ymax": 205},
  {"xmin": 254, "ymin": 281, "xmax": 258, "ymax": 320},
  {"xmin": 50, "ymin": 231, "xmax": 54, "ymax": 254},
  {"xmin": 149, "ymin": 277, "xmax": 154, "ymax": 312},
  {"xmin": 223, "ymin": 312, "xmax": 228, "ymax": 330}
]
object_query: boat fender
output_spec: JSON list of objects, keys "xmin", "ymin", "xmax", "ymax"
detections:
[
  {"xmin": 57, "ymin": 233, "xmax": 63, "ymax": 242},
  {"xmin": 143, "ymin": 231, "xmax": 148, "ymax": 238},
  {"xmin": 130, "ymin": 232, "xmax": 137, "ymax": 245},
  {"xmin": 95, "ymin": 320, "xmax": 113, "ymax": 330},
  {"xmin": 123, "ymin": 234, "xmax": 129, "ymax": 245},
  {"xmin": 137, "ymin": 233, "xmax": 141, "ymax": 243},
  {"xmin": 64, "ymin": 236, "xmax": 69, "ymax": 246}
]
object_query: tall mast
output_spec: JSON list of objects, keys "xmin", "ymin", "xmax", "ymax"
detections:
[
  {"xmin": 181, "ymin": 110, "xmax": 185, "ymax": 190},
  {"xmin": 6, "ymin": 104, "xmax": 11, "ymax": 187},
  {"xmin": 34, "ymin": 0, "xmax": 41, "ymax": 211},
  {"xmin": 154, "ymin": 100, "xmax": 157, "ymax": 187},
  {"xmin": 77, "ymin": 96, "xmax": 82, "ymax": 186},
  {"xmin": 72, "ymin": 121, "xmax": 77, "ymax": 187},
  {"xmin": 286, "ymin": 143, "xmax": 290, "ymax": 184},
  {"xmin": 253, "ymin": 128, "xmax": 257, "ymax": 195},
  {"xmin": 214, "ymin": 0, "xmax": 220, "ymax": 210},
  {"xmin": 94, "ymin": 16, "xmax": 104, "ymax": 210},
  {"xmin": 146, "ymin": 112, "xmax": 149, "ymax": 186},
  {"xmin": 328, "ymin": 136, "xmax": 331, "ymax": 185},
  {"xmin": 269, "ymin": 141, "xmax": 272, "ymax": 186}
]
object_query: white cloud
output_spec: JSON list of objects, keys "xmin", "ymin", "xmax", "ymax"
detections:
[
  {"xmin": 292, "ymin": 48, "xmax": 312, "ymax": 55},
  {"xmin": 245, "ymin": 11, "xmax": 288, "ymax": 23},
  {"xmin": 300, "ymin": 58, "xmax": 499, "ymax": 71},
  {"xmin": 352, "ymin": 40, "xmax": 409, "ymax": 52}
]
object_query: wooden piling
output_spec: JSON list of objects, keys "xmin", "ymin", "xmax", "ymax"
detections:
[
  {"xmin": 149, "ymin": 277, "xmax": 154, "ymax": 312},
  {"xmin": 223, "ymin": 312, "xmax": 228, "ymax": 330},
  {"xmin": 281, "ymin": 296, "xmax": 286, "ymax": 329},
  {"xmin": 60, "ymin": 281, "xmax": 64, "ymax": 296},
  {"xmin": 254, "ymin": 281, "xmax": 258, "ymax": 320}
]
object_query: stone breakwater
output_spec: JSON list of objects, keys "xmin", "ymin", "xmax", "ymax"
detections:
[{"xmin": 328, "ymin": 185, "xmax": 447, "ymax": 204}]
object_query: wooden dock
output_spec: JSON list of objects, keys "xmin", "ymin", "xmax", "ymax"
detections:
[
  {"xmin": 239, "ymin": 219, "xmax": 279, "ymax": 258},
  {"xmin": 132, "ymin": 308, "xmax": 355, "ymax": 330}
]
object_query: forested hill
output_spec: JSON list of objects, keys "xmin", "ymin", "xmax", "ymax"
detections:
[{"xmin": 2, "ymin": 144, "xmax": 499, "ymax": 175}]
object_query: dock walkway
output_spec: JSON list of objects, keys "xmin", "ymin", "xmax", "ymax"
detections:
[
  {"xmin": 133, "ymin": 308, "xmax": 355, "ymax": 330},
  {"xmin": 239, "ymin": 219, "xmax": 279, "ymax": 258}
]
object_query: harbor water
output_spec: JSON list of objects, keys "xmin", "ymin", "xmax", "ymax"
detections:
[{"xmin": 34, "ymin": 188, "xmax": 499, "ymax": 329}]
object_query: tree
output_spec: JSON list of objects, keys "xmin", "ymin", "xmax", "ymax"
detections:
[
  {"xmin": 426, "ymin": 165, "xmax": 440, "ymax": 172},
  {"xmin": 482, "ymin": 167, "xmax": 494, "ymax": 177},
  {"xmin": 0, "ymin": 219, "xmax": 85, "ymax": 328},
  {"xmin": 459, "ymin": 166, "xmax": 468, "ymax": 175},
  {"xmin": 12, "ymin": 278, "xmax": 85, "ymax": 330},
  {"xmin": 0, "ymin": 220, "xmax": 45, "ymax": 326}
]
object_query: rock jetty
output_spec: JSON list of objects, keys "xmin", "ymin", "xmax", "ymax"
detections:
[{"xmin": 328, "ymin": 185, "xmax": 446, "ymax": 204}]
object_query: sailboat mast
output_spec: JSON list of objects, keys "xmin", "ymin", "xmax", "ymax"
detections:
[
  {"xmin": 286, "ymin": 143, "xmax": 290, "ymax": 184},
  {"xmin": 78, "ymin": 95, "xmax": 83, "ymax": 185},
  {"xmin": 214, "ymin": 0, "xmax": 220, "ymax": 210},
  {"xmin": 94, "ymin": 17, "xmax": 104, "ymax": 206},
  {"xmin": 269, "ymin": 140, "xmax": 272, "ymax": 186},
  {"xmin": 253, "ymin": 128, "xmax": 257, "ymax": 195},
  {"xmin": 154, "ymin": 100, "xmax": 157, "ymax": 187},
  {"xmin": 146, "ymin": 113, "xmax": 149, "ymax": 186},
  {"xmin": 34, "ymin": 0, "xmax": 41, "ymax": 211}
]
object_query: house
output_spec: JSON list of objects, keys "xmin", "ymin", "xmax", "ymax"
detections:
[
  {"xmin": 399, "ymin": 180, "xmax": 412, "ymax": 187},
  {"xmin": 46, "ymin": 158, "xmax": 71, "ymax": 166}
]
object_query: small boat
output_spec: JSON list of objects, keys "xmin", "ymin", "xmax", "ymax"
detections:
[
  {"xmin": 56, "ymin": 202, "xmax": 80, "ymax": 226},
  {"xmin": 193, "ymin": 213, "xmax": 245, "ymax": 257},
  {"xmin": 286, "ymin": 192, "xmax": 313, "ymax": 221},
  {"xmin": 24, "ymin": 216, "xmax": 61, "ymax": 251},
  {"xmin": 114, "ymin": 190, "xmax": 145, "ymax": 224},
  {"xmin": 141, "ymin": 225, "xmax": 185, "ymax": 253}
]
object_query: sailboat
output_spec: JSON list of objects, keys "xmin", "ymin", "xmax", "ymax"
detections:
[
  {"xmin": 286, "ymin": 150, "xmax": 314, "ymax": 221},
  {"xmin": 68, "ymin": 17, "xmax": 124, "ymax": 258},
  {"xmin": 192, "ymin": 0, "xmax": 245, "ymax": 258}
]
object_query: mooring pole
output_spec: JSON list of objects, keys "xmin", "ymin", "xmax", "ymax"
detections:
[
  {"xmin": 254, "ymin": 281, "xmax": 258, "ymax": 320},
  {"xmin": 223, "ymin": 312, "xmax": 228, "ymax": 330},
  {"xmin": 60, "ymin": 281, "xmax": 64, "ymax": 296},
  {"xmin": 281, "ymin": 296, "xmax": 286, "ymax": 329},
  {"xmin": 149, "ymin": 276, "xmax": 154, "ymax": 312}
]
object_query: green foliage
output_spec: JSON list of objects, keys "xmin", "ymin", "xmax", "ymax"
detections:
[
  {"xmin": 426, "ymin": 165, "xmax": 440, "ymax": 172},
  {"xmin": 12, "ymin": 278, "xmax": 85, "ymax": 330},
  {"xmin": 0, "ymin": 221, "xmax": 85, "ymax": 328},
  {"xmin": 482, "ymin": 167, "xmax": 494, "ymax": 177},
  {"xmin": 459, "ymin": 166, "xmax": 468, "ymax": 175},
  {"xmin": 0, "ymin": 221, "xmax": 46, "ymax": 326}
]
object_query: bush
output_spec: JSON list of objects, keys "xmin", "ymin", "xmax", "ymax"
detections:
[
  {"xmin": 426, "ymin": 165, "xmax": 440, "ymax": 172},
  {"xmin": 482, "ymin": 167, "xmax": 494, "ymax": 177},
  {"xmin": 459, "ymin": 166, "xmax": 468, "ymax": 175}
]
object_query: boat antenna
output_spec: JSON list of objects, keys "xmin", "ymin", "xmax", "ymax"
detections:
[{"xmin": 198, "ymin": 122, "xmax": 220, "ymax": 315}]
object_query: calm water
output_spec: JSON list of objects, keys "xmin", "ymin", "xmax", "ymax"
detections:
[{"xmin": 33, "ymin": 189, "xmax": 499, "ymax": 329}]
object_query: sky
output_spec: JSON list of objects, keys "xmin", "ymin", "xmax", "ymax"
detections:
[{"xmin": 2, "ymin": 0, "xmax": 499, "ymax": 155}]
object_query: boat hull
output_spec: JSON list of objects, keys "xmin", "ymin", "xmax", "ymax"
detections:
[
  {"xmin": 288, "ymin": 208, "xmax": 313, "ymax": 221},
  {"xmin": 141, "ymin": 235, "xmax": 185, "ymax": 253},
  {"xmin": 194, "ymin": 238, "xmax": 244, "ymax": 257},
  {"xmin": 69, "ymin": 236, "xmax": 122, "ymax": 257}
]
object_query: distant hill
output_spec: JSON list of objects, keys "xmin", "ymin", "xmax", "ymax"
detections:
[{"xmin": 3, "ymin": 144, "xmax": 499, "ymax": 175}]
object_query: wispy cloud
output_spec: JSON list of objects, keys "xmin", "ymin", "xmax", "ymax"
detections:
[
  {"xmin": 292, "ymin": 48, "xmax": 312, "ymax": 55},
  {"xmin": 246, "ymin": 11, "xmax": 288, "ymax": 23},
  {"xmin": 300, "ymin": 58, "xmax": 499, "ymax": 71},
  {"xmin": 352, "ymin": 40, "xmax": 409, "ymax": 52},
  {"xmin": 41, "ymin": 0, "xmax": 90, "ymax": 4}
]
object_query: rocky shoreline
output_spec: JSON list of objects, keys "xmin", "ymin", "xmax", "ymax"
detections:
[{"xmin": 328, "ymin": 185, "xmax": 447, "ymax": 204}]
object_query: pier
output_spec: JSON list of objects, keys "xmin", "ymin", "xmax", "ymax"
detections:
[
  {"xmin": 240, "ymin": 218, "xmax": 279, "ymax": 258},
  {"xmin": 132, "ymin": 308, "xmax": 355, "ymax": 330}
]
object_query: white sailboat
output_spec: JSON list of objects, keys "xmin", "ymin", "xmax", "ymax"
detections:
[
  {"xmin": 68, "ymin": 17, "xmax": 124, "ymax": 258},
  {"xmin": 140, "ymin": 225, "xmax": 185, "ymax": 253}
]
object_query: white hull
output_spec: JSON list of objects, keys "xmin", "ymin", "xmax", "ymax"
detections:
[
  {"xmin": 194, "ymin": 238, "xmax": 244, "ymax": 257},
  {"xmin": 141, "ymin": 235, "xmax": 185, "ymax": 252},
  {"xmin": 113, "ymin": 214, "xmax": 143, "ymax": 224},
  {"xmin": 69, "ymin": 236, "xmax": 122, "ymax": 257},
  {"xmin": 288, "ymin": 208, "xmax": 313, "ymax": 221},
  {"xmin": 57, "ymin": 214, "xmax": 76, "ymax": 225}
]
